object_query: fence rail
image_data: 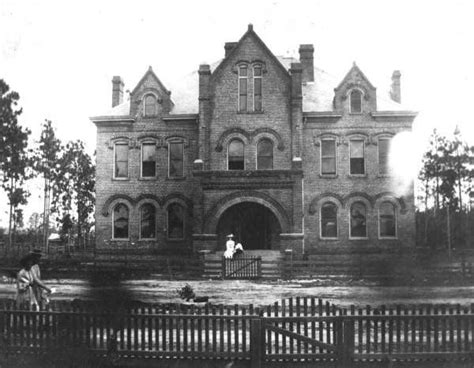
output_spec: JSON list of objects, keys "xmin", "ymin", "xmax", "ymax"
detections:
[
  {"xmin": 1, "ymin": 298, "xmax": 474, "ymax": 367},
  {"xmin": 222, "ymin": 256, "xmax": 262, "ymax": 279}
]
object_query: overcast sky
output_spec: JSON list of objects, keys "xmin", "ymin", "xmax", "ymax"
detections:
[{"xmin": 1, "ymin": 0, "xmax": 473, "ymax": 228}]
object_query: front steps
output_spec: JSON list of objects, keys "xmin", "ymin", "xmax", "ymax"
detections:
[{"xmin": 202, "ymin": 250, "xmax": 283, "ymax": 279}]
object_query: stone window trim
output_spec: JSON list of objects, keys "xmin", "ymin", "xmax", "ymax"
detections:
[
  {"xmin": 113, "ymin": 141, "xmax": 129, "ymax": 180},
  {"xmin": 139, "ymin": 203, "xmax": 157, "ymax": 240},
  {"xmin": 140, "ymin": 140, "xmax": 158, "ymax": 179},
  {"xmin": 112, "ymin": 202, "xmax": 130, "ymax": 241},
  {"xmin": 319, "ymin": 200, "xmax": 340, "ymax": 240},
  {"xmin": 165, "ymin": 200, "xmax": 187, "ymax": 241},
  {"xmin": 216, "ymin": 127, "xmax": 284, "ymax": 153},
  {"xmin": 349, "ymin": 201, "xmax": 369, "ymax": 240}
]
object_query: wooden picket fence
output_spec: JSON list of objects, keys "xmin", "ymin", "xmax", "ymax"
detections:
[{"xmin": 1, "ymin": 298, "xmax": 474, "ymax": 367}]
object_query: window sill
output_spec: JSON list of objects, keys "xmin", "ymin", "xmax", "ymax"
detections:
[
  {"xmin": 349, "ymin": 112, "xmax": 363, "ymax": 115},
  {"xmin": 237, "ymin": 111, "xmax": 264, "ymax": 114},
  {"xmin": 319, "ymin": 174, "xmax": 338, "ymax": 179},
  {"xmin": 138, "ymin": 238, "xmax": 157, "ymax": 241},
  {"xmin": 112, "ymin": 178, "xmax": 130, "ymax": 181},
  {"xmin": 379, "ymin": 236, "xmax": 397, "ymax": 240},
  {"xmin": 349, "ymin": 237, "xmax": 368, "ymax": 241},
  {"xmin": 319, "ymin": 237, "xmax": 339, "ymax": 241},
  {"xmin": 166, "ymin": 176, "xmax": 187, "ymax": 181},
  {"xmin": 139, "ymin": 177, "xmax": 157, "ymax": 181},
  {"xmin": 348, "ymin": 174, "xmax": 367, "ymax": 178},
  {"xmin": 110, "ymin": 238, "xmax": 130, "ymax": 242}
]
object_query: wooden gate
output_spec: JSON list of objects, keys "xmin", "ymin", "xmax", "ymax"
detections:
[{"xmin": 222, "ymin": 256, "xmax": 262, "ymax": 279}]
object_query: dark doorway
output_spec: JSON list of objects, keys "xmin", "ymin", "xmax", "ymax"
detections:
[{"xmin": 217, "ymin": 202, "xmax": 281, "ymax": 250}]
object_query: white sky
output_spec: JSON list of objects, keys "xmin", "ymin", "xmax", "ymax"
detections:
[{"xmin": 1, "ymin": 0, "xmax": 473, "ymax": 228}]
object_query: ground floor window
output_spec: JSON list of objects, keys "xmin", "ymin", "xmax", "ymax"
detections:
[
  {"xmin": 321, "ymin": 202, "xmax": 337, "ymax": 238},
  {"xmin": 140, "ymin": 203, "xmax": 156, "ymax": 239},
  {"xmin": 167, "ymin": 203, "xmax": 184, "ymax": 239},
  {"xmin": 379, "ymin": 201, "xmax": 396, "ymax": 237},
  {"xmin": 113, "ymin": 203, "xmax": 129, "ymax": 239},
  {"xmin": 350, "ymin": 202, "xmax": 367, "ymax": 238}
]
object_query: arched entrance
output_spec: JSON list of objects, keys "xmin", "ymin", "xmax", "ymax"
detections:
[{"xmin": 216, "ymin": 202, "xmax": 282, "ymax": 250}]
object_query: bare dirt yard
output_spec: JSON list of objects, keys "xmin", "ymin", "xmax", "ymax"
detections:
[{"xmin": 1, "ymin": 278, "xmax": 474, "ymax": 306}]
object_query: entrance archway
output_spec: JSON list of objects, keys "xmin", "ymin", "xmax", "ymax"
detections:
[{"xmin": 217, "ymin": 202, "xmax": 281, "ymax": 250}]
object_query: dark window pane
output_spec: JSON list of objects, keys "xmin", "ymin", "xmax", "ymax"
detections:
[
  {"xmin": 113, "ymin": 204, "xmax": 129, "ymax": 239},
  {"xmin": 169, "ymin": 142, "xmax": 184, "ymax": 178},
  {"xmin": 239, "ymin": 78, "xmax": 247, "ymax": 111},
  {"xmin": 168, "ymin": 203, "xmax": 184, "ymax": 239},
  {"xmin": 380, "ymin": 202, "xmax": 396, "ymax": 237},
  {"xmin": 140, "ymin": 204, "xmax": 156, "ymax": 239},
  {"xmin": 322, "ymin": 158, "xmax": 336, "ymax": 174},
  {"xmin": 350, "ymin": 158, "xmax": 365, "ymax": 175},
  {"xmin": 115, "ymin": 144, "xmax": 128, "ymax": 178},
  {"xmin": 350, "ymin": 202, "xmax": 367, "ymax": 238},
  {"xmin": 350, "ymin": 90, "xmax": 362, "ymax": 113},
  {"xmin": 144, "ymin": 95, "xmax": 156, "ymax": 116},
  {"xmin": 321, "ymin": 203, "xmax": 337, "ymax": 238},
  {"xmin": 378, "ymin": 138, "xmax": 390, "ymax": 175}
]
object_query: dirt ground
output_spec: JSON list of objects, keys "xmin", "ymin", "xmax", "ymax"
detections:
[{"xmin": 1, "ymin": 278, "xmax": 474, "ymax": 306}]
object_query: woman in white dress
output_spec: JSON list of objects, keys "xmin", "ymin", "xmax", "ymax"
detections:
[{"xmin": 224, "ymin": 234, "xmax": 235, "ymax": 259}]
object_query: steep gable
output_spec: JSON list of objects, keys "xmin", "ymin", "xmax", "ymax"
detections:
[
  {"xmin": 333, "ymin": 62, "xmax": 377, "ymax": 113},
  {"xmin": 130, "ymin": 66, "xmax": 174, "ymax": 118}
]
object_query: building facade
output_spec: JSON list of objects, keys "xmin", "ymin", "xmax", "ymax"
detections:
[{"xmin": 91, "ymin": 25, "xmax": 417, "ymax": 256}]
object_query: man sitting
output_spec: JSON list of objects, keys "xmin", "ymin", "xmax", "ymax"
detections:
[{"xmin": 234, "ymin": 243, "xmax": 244, "ymax": 257}]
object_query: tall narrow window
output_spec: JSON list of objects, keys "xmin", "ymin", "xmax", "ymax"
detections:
[
  {"xmin": 140, "ymin": 203, "xmax": 156, "ymax": 239},
  {"xmin": 350, "ymin": 89, "xmax": 362, "ymax": 113},
  {"xmin": 321, "ymin": 139, "xmax": 336, "ymax": 175},
  {"xmin": 228, "ymin": 139, "xmax": 244, "ymax": 170},
  {"xmin": 350, "ymin": 140, "xmax": 365, "ymax": 175},
  {"xmin": 378, "ymin": 138, "xmax": 391, "ymax": 175},
  {"xmin": 379, "ymin": 202, "xmax": 396, "ymax": 238},
  {"xmin": 257, "ymin": 138, "xmax": 273, "ymax": 170},
  {"xmin": 141, "ymin": 142, "xmax": 156, "ymax": 178},
  {"xmin": 113, "ymin": 203, "xmax": 129, "ymax": 239},
  {"xmin": 321, "ymin": 202, "xmax": 338, "ymax": 238},
  {"xmin": 167, "ymin": 203, "xmax": 184, "ymax": 239},
  {"xmin": 253, "ymin": 65, "xmax": 262, "ymax": 112},
  {"xmin": 144, "ymin": 94, "xmax": 157, "ymax": 116},
  {"xmin": 350, "ymin": 202, "xmax": 367, "ymax": 238},
  {"xmin": 169, "ymin": 142, "xmax": 184, "ymax": 178},
  {"xmin": 238, "ymin": 65, "xmax": 248, "ymax": 112},
  {"xmin": 114, "ymin": 142, "xmax": 128, "ymax": 178}
]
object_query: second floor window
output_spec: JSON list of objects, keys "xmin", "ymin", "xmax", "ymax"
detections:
[
  {"xmin": 321, "ymin": 139, "xmax": 336, "ymax": 175},
  {"xmin": 253, "ymin": 65, "xmax": 262, "ymax": 111},
  {"xmin": 350, "ymin": 140, "xmax": 365, "ymax": 175},
  {"xmin": 228, "ymin": 139, "xmax": 244, "ymax": 170},
  {"xmin": 378, "ymin": 138, "xmax": 391, "ymax": 175},
  {"xmin": 144, "ymin": 94, "xmax": 157, "ymax": 116},
  {"xmin": 169, "ymin": 142, "xmax": 184, "ymax": 178},
  {"xmin": 350, "ymin": 89, "xmax": 362, "ymax": 113},
  {"xmin": 257, "ymin": 138, "xmax": 273, "ymax": 170},
  {"xmin": 141, "ymin": 143, "xmax": 156, "ymax": 178},
  {"xmin": 238, "ymin": 65, "xmax": 248, "ymax": 112},
  {"xmin": 114, "ymin": 142, "xmax": 128, "ymax": 178}
]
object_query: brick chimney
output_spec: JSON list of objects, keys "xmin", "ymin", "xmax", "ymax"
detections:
[
  {"xmin": 224, "ymin": 42, "xmax": 238, "ymax": 57},
  {"xmin": 390, "ymin": 70, "xmax": 401, "ymax": 103},
  {"xmin": 112, "ymin": 76, "xmax": 124, "ymax": 107},
  {"xmin": 198, "ymin": 64, "xmax": 211, "ymax": 100},
  {"xmin": 299, "ymin": 44, "xmax": 314, "ymax": 83}
]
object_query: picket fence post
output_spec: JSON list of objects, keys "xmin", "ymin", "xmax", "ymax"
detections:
[{"xmin": 250, "ymin": 318, "xmax": 264, "ymax": 368}]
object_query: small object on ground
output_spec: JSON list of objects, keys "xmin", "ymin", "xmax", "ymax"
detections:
[
  {"xmin": 177, "ymin": 284, "xmax": 196, "ymax": 301},
  {"xmin": 193, "ymin": 296, "xmax": 209, "ymax": 303},
  {"xmin": 49, "ymin": 287, "xmax": 57, "ymax": 294}
]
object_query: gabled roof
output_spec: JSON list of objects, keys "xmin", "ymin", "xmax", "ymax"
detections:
[
  {"xmin": 211, "ymin": 24, "xmax": 290, "ymax": 79},
  {"xmin": 130, "ymin": 66, "xmax": 171, "ymax": 96},
  {"xmin": 334, "ymin": 62, "xmax": 376, "ymax": 92}
]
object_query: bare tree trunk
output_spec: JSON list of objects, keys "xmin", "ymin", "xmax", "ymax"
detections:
[
  {"xmin": 447, "ymin": 204, "xmax": 452, "ymax": 259},
  {"xmin": 7, "ymin": 177, "xmax": 14, "ymax": 253},
  {"xmin": 424, "ymin": 180, "xmax": 429, "ymax": 247},
  {"xmin": 43, "ymin": 177, "xmax": 50, "ymax": 253}
]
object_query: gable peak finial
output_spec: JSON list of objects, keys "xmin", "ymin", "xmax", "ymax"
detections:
[
  {"xmin": 148, "ymin": 65, "xmax": 153, "ymax": 71},
  {"xmin": 248, "ymin": 23, "xmax": 253, "ymax": 31},
  {"xmin": 352, "ymin": 61, "xmax": 357, "ymax": 67}
]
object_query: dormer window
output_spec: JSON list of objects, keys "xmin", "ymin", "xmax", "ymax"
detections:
[
  {"xmin": 253, "ymin": 65, "xmax": 262, "ymax": 111},
  {"xmin": 350, "ymin": 89, "xmax": 362, "ymax": 113},
  {"xmin": 144, "ymin": 94, "xmax": 157, "ymax": 116},
  {"xmin": 238, "ymin": 65, "xmax": 248, "ymax": 112}
]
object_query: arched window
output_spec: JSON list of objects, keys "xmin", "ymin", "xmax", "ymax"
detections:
[
  {"xmin": 350, "ymin": 202, "xmax": 367, "ymax": 238},
  {"xmin": 379, "ymin": 201, "xmax": 396, "ymax": 238},
  {"xmin": 321, "ymin": 202, "xmax": 338, "ymax": 238},
  {"xmin": 113, "ymin": 203, "xmax": 129, "ymax": 239},
  {"xmin": 257, "ymin": 138, "xmax": 273, "ymax": 170},
  {"xmin": 238, "ymin": 65, "xmax": 248, "ymax": 112},
  {"xmin": 144, "ymin": 94, "xmax": 157, "ymax": 116},
  {"xmin": 253, "ymin": 65, "xmax": 262, "ymax": 111},
  {"xmin": 350, "ymin": 89, "xmax": 362, "ymax": 113},
  {"xmin": 228, "ymin": 139, "xmax": 244, "ymax": 170},
  {"xmin": 140, "ymin": 203, "xmax": 156, "ymax": 239},
  {"xmin": 167, "ymin": 203, "xmax": 184, "ymax": 239},
  {"xmin": 141, "ymin": 142, "xmax": 156, "ymax": 178}
]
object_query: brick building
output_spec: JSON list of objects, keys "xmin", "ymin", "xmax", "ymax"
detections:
[{"xmin": 91, "ymin": 25, "xmax": 417, "ymax": 257}]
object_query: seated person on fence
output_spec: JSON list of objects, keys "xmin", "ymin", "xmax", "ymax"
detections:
[
  {"xmin": 234, "ymin": 243, "xmax": 244, "ymax": 257},
  {"xmin": 224, "ymin": 234, "xmax": 235, "ymax": 259}
]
